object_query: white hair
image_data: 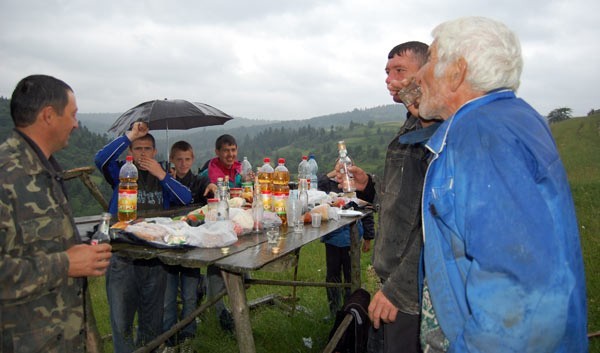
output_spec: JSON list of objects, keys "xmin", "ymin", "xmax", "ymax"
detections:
[{"xmin": 432, "ymin": 17, "xmax": 523, "ymax": 92}]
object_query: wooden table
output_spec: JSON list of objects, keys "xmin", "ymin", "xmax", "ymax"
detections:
[{"xmin": 79, "ymin": 210, "xmax": 369, "ymax": 353}]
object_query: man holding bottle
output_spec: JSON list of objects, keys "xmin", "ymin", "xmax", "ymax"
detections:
[
  {"xmin": 95, "ymin": 122, "xmax": 191, "ymax": 352},
  {"xmin": 338, "ymin": 41, "xmax": 437, "ymax": 353}
]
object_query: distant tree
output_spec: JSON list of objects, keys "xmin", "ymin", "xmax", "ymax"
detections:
[
  {"xmin": 547, "ymin": 107, "xmax": 572, "ymax": 124},
  {"xmin": 367, "ymin": 120, "xmax": 375, "ymax": 128}
]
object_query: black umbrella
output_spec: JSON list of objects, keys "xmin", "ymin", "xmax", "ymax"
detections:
[
  {"xmin": 108, "ymin": 99, "xmax": 233, "ymax": 136},
  {"xmin": 107, "ymin": 99, "xmax": 233, "ymax": 163}
]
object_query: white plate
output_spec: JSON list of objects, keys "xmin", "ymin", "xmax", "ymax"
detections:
[{"xmin": 338, "ymin": 209, "xmax": 362, "ymax": 217}]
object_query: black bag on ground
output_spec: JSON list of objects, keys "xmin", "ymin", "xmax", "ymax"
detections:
[{"xmin": 327, "ymin": 288, "xmax": 371, "ymax": 353}]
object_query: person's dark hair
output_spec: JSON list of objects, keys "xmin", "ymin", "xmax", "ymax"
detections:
[
  {"xmin": 215, "ymin": 134, "xmax": 237, "ymax": 150},
  {"xmin": 10, "ymin": 74, "xmax": 73, "ymax": 128},
  {"xmin": 131, "ymin": 133, "xmax": 156, "ymax": 148},
  {"xmin": 170, "ymin": 140, "xmax": 193, "ymax": 156},
  {"xmin": 388, "ymin": 41, "xmax": 429, "ymax": 67}
]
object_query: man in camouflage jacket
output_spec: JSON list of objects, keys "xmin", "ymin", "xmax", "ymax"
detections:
[{"xmin": 0, "ymin": 75, "xmax": 111, "ymax": 353}]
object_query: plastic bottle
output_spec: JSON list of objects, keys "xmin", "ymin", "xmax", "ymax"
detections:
[
  {"xmin": 297, "ymin": 155, "xmax": 310, "ymax": 186},
  {"xmin": 241, "ymin": 156, "xmax": 253, "ymax": 182},
  {"xmin": 258, "ymin": 158, "xmax": 274, "ymax": 211},
  {"xmin": 337, "ymin": 140, "xmax": 356, "ymax": 192},
  {"xmin": 91, "ymin": 212, "xmax": 112, "ymax": 245},
  {"xmin": 273, "ymin": 158, "xmax": 290, "ymax": 196},
  {"xmin": 118, "ymin": 155, "xmax": 138, "ymax": 222},
  {"xmin": 307, "ymin": 154, "xmax": 318, "ymax": 190}
]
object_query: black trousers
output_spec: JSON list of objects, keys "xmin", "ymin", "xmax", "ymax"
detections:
[
  {"xmin": 325, "ymin": 243, "xmax": 352, "ymax": 316},
  {"xmin": 367, "ymin": 310, "xmax": 421, "ymax": 353}
]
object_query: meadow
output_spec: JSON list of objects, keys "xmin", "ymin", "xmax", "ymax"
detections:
[{"xmin": 89, "ymin": 114, "xmax": 600, "ymax": 352}]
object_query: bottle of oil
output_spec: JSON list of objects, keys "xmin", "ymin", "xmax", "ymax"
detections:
[
  {"xmin": 273, "ymin": 158, "xmax": 290, "ymax": 196},
  {"xmin": 258, "ymin": 158, "xmax": 274, "ymax": 211},
  {"xmin": 118, "ymin": 155, "xmax": 138, "ymax": 221}
]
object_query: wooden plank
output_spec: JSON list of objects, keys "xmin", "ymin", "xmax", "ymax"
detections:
[{"xmin": 222, "ymin": 271, "xmax": 256, "ymax": 353}]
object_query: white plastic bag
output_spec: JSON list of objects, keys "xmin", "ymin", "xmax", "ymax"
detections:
[{"xmin": 185, "ymin": 220, "xmax": 238, "ymax": 248}]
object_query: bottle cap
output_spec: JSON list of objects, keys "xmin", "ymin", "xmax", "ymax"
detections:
[
  {"xmin": 302, "ymin": 156, "xmax": 308, "ymax": 160},
  {"xmin": 208, "ymin": 198, "xmax": 219, "ymax": 203},
  {"xmin": 126, "ymin": 155, "xmax": 134, "ymax": 162},
  {"xmin": 278, "ymin": 158, "xmax": 285, "ymax": 164},
  {"xmin": 264, "ymin": 157, "xmax": 270, "ymax": 163}
]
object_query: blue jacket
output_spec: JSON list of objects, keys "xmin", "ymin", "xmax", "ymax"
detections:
[
  {"xmin": 422, "ymin": 90, "xmax": 588, "ymax": 352},
  {"xmin": 95, "ymin": 135, "xmax": 192, "ymax": 214}
]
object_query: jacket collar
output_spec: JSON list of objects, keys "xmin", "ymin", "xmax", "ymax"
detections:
[{"xmin": 425, "ymin": 89, "xmax": 515, "ymax": 155}]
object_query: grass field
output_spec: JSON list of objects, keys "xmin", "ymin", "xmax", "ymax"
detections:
[{"xmin": 90, "ymin": 114, "xmax": 600, "ymax": 352}]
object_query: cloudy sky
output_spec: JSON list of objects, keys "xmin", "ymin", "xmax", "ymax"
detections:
[{"xmin": 1, "ymin": 0, "xmax": 598, "ymax": 120}]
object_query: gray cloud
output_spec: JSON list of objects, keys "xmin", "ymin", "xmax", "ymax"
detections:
[{"xmin": 1, "ymin": 0, "xmax": 598, "ymax": 120}]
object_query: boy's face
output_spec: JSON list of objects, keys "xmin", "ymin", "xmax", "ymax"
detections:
[
  {"xmin": 130, "ymin": 139, "xmax": 156, "ymax": 164},
  {"xmin": 170, "ymin": 149, "xmax": 194, "ymax": 177},
  {"xmin": 216, "ymin": 143, "xmax": 237, "ymax": 169}
]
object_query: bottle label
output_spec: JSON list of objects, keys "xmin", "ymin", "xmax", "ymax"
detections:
[
  {"xmin": 118, "ymin": 189, "xmax": 138, "ymax": 214},
  {"xmin": 273, "ymin": 194, "xmax": 287, "ymax": 215},
  {"xmin": 261, "ymin": 192, "xmax": 272, "ymax": 211}
]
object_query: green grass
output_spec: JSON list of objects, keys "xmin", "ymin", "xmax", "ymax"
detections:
[
  {"xmin": 89, "ymin": 115, "xmax": 600, "ymax": 352},
  {"xmin": 551, "ymin": 114, "xmax": 600, "ymax": 352},
  {"xmin": 89, "ymin": 241, "xmax": 377, "ymax": 352}
]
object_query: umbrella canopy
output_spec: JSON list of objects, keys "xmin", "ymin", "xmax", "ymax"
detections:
[{"xmin": 107, "ymin": 99, "xmax": 233, "ymax": 136}]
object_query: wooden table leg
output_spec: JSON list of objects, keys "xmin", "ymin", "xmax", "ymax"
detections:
[
  {"xmin": 222, "ymin": 270, "xmax": 256, "ymax": 353},
  {"xmin": 350, "ymin": 221, "xmax": 361, "ymax": 293}
]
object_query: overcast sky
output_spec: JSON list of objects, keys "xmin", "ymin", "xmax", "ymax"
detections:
[{"xmin": 1, "ymin": 0, "xmax": 598, "ymax": 120}]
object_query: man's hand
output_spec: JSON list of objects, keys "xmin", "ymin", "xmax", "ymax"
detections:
[
  {"xmin": 368, "ymin": 290, "xmax": 399, "ymax": 329},
  {"xmin": 138, "ymin": 157, "xmax": 167, "ymax": 180},
  {"xmin": 362, "ymin": 239, "xmax": 372, "ymax": 253},
  {"xmin": 335, "ymin": 164, "xmax": 369, "ymax": 192},
  {"xmin": 67, "ymin": 244, "xmax": 112, "ymax": 277},
  {"xmin": 125, "ymin": 121, "xmax": 149, "ymax": 141}
]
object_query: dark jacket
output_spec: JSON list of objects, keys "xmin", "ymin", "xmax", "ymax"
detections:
[
  {"xmin": 360, "ymin": 115, "xmax": 430, "ymax": 315},
  {"xmin": 176, "ymin": 171, "xmax": 212, "ymax": 206}
]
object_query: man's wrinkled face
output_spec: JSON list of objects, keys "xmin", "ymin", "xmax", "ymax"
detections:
[
  {"xmin": 216, "ymin": 143, "xmax": 237, "ymax": 169},
  {"xmin": 416, "ymin": 42, "xmax": 452, "ymax": 120},
  {"xmin": 385, "ymin": 50, "xmax": 421, "ymax": 104},
  {"xmin": 170, "ymin": 149, "xmax": 194, "ymax": 177}
]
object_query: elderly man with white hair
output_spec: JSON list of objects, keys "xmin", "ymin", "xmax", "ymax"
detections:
[{"xmin": 397, "ymin": 17, "xmax": 588, "ymax": 352}]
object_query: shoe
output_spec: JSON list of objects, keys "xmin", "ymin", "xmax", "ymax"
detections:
[
  {"xmin": 219, "ymin": 309, "xmax": 235, "ymax": 333},
  {"xmin": 180, "ymin": 338, "xmax": 195, "ymax": 353}
]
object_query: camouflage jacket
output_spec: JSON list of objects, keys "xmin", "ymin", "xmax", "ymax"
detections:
[{"xmin": 0, "ymin": 130, "xmax": 86, "ymax": 352}]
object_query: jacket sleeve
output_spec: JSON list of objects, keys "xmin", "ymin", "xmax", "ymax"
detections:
[
  {"xmin": 445, "ymin": 119, "xmax": 577, "ymax": 352},
  {"xmin": 161, "ymin": 175, "xmax": 192, "ymax": 208},
  {"xmin": 356, "ymin": 174, "xmax": 376, "ymax": 204},
  {"xmin": 94, "ymin": 135, "xmax": 131, "ymax": 187}
]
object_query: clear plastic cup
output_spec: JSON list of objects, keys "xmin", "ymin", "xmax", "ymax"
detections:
[{"xmin": 311, "ymin": 213, "xmax": 322, "ymax": 228}]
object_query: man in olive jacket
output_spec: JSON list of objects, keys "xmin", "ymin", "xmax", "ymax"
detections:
[{"xmin": 0, "ymin": 75, "xmax": 111, "ymax": 352}]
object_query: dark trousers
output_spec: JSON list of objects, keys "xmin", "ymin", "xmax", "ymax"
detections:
[
  {"xmin": 367, "ymin": 311, "xmax": 421, "ymax": 353},
  {"xmin": 325, "ymin": 244, "xmax": 352, "ymax": 316}
]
